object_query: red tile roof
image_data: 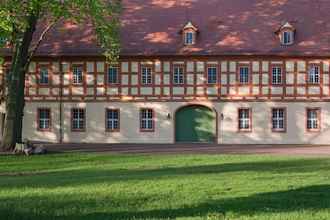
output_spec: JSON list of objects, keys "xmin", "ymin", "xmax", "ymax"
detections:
[{"xmin": 4, "ymin": 0, "xmax": 330, "ymax": 57}]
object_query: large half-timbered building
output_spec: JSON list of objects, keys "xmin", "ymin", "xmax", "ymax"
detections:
[{"xmin": 1, "ymin": 0, "xmax": 330, "ymax": 144}]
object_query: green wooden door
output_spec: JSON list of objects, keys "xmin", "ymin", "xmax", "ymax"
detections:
[{"xmin": 175, "ymin": 105, "xmax": 216, "ymax": 143}]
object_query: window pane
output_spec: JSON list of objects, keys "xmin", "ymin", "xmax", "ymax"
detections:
[
  {"xmin": 108, "ymin": 67, "xmax": 118, "ymax": 84},
  {"xmin": 39, "ymin": 109, "xmax": 50, "ymax": 129},
  {"xmin": 239, "ymin": 67, "xmax": 249, "ymax": 83},
  {"xmin": 208, "ymin": 67, "xmax": 217, "ymax": 84},
  {"xmin": 185, "ymin": 32, "xmax": 193, "ymax": 44},
  {"xmin": 141, "ymin": 109, "xmax": 153, "ymax": 130},
  {"xmin": 40, "ymin": 68, "xmax": 49, "ymax": 84},
  {"xmin": 73, "ymin": 67, "xmax": 83, "ymax": 84}
]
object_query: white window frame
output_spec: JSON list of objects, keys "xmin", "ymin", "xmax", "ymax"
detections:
[
  {"xmin": 72, "ymin": 108, "xmax": 85, "ymax": 131},
  {"xmin": 141, "ymin": 67, "xmax": 152, "ymax": 85},
  {"xmin": 272, "ymin": 66, "xmax": 282, "ymax": 85},
  {"xmin": 38, "ymin": 108, "xmax": 50, "ymax": 130},
  {"xmin": 72, "ymin": 66, "xmax": 83, "ymax": 84},
  {"xmin": 140, "ymin": 109, "xmax": 154, "ymax": 131},
  {"xmin": 282, "ymin": 31, "xmax": 293, "ymax": 45},
  {"xmin": 173, "ymin": 66, "xmax": 184, "ymax": 84},
  {"xmin": 238, "ymin": 108, "xmax": 251, "ymax": 131},
  {"xmin": 108, "ymin": 66, "xmax": 119, "ymax": 84},
  {"xmin": 207, "ymin": 67, "xmax": 217, "ymax": 84},
  {"xmin": 185, "ymin": 32, "xmax": 194, "ymax": 45},
  {"xmin": 308, "ymin": 65, "xmax": 320, "ymax": 84},
  {"xmin": 106, "ymin": 109, "xmax": 120, "ymax": 131},
  {"xmin": 307, "ymin": 108, "xmax": 320, "ymax": 131},
  {"xmin": 272, "ymin": 108, "xmax": 285, "ymax": 131},
  {"xmin": 39, "ymin": 67, "xmax": 49, "ymax": 85},
  {"xmin": 239, "ymin": 67, "xmax": 249, "ymax": 84}
]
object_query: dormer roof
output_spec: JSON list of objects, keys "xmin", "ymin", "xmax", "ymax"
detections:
[
  {"xmin": 182, "ymin": 21, "xmax": 198, "ymax": 32},
  {"xmin": 280, "ymin": 22, "xmax": 295, "ymax": 31}
]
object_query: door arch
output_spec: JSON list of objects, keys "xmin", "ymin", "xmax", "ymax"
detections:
[{"xmin": 175, "ymin": 105, "xmax": 217, "ymax": 143}]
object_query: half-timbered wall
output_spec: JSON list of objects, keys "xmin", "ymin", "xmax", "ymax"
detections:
[{"xmin": 21, "ymin": 58, "xmax": 330, "ymax": 102}]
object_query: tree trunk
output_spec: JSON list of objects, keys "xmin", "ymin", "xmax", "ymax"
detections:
[{"xmin": 1, "ymin": 14, "xmax": 38, "ymax": 151}]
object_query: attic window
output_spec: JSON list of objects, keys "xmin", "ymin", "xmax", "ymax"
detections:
[
  {"xmin": 278, "ymin": 22, "xmax": 295, "ymax": 46},
  {"xmin": 185, "ymin": 32, "xmax": 194, "ymax": 45},
  {"xmin": 282, "ymin": 31, "xmax": 294, "ymax": 45},
  {"xmin": 182, "ymin": 21, "xmax": 198, "ymax": 46}
]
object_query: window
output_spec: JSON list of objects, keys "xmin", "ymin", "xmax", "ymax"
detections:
[
  {"xmin": 173, "ymin": 66, "xmax": 184, "ymax": 84},
  {"xmin": 38, "ymin": 108, "xmax": 51, "ymax": 130},
  {"xmin": 282, "ymin": 31, "xmax": 293, "ymax": 45},
  {"xmin": 72, "ymin": 66, "xmax": 83, "ymax": 84},
  {"xmin": 307, "ymin": 108, "xmax": 320, "ymax": 131},
  {"xmin": 106, "ymin": 109, "xmax": 120, "ymax": 131},
  {"xmin": 140, "ymin": 109, "xmax": 154, "ymax": 131},
  {"xmin": 39, "ymin": 67, "xmax": 49, "ymax": 85},
  {"xmin": 238, "ymin": 108, "xmax": 251, "ymax": 131},
  {"xmin": 308, "ymin": 65, "xmax": 320, "ymax": 84},
  {"xmin": 272, "ymin": 66, "xmax": 282, "ymax": 84},
  {"xmin": 185, "ymin": 32, "xmax": 194, "ymax": 45},
  {"xmin": 0, "ymin": 37, "xmax": 7, "ymax": 44},
  {"xmin": 71, "ymin": 108, "xmax": 85, "ymax": 131},
  {"xmin": 141, "ymin": 67, "xmax": 152, "ymax": 85},
  {"xmin": 239, "ymin": 67, "xmax": 249, "ymax": 84},
  {"xmin": 272, "ymin": 108, "xmax": 286, "ymax": 132},
  {"xmin": 207, "ymin": 67, "xmax": 217, "ymax": 84},
  {"xmin": 107, "ymin": 67, "xmax": 119, "ymax": 84}
]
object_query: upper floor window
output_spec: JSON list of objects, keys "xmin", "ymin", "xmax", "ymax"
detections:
[
  {"xmin": 182, "ymin": 21, "xmax": 198, "ymax": 46},
  {"xmin": 141, "ymin": 67, "xmax": 152, "ymax": 85},
  {"xmin": 239, "ymin": 66, "xmax": 249, "ymax": 84},
  {"xmin": 272, "ymin": 66, "xmax": 282, "ymax": 84},
  {"xmin": 307, "ymin": 108, "xmax": 320, "ymax": 131},
  {"xmin": 278, "ymin": 22, "xmax": 295, "ymax": 46},
  {"xmin": 106, "ymin": 109, "xmax": 120, "ymax": 131},
  {"xmin": 39, "ymin": 67, "xmax": 49, "ymax": 85},
  {"xmin": 308, "ymin": 65, "xmax": 320, "ymax": 84},
  {"xmin": 140, "ymin": 109, "xmax": 154, "ymax": 132},
  {"xmin": 282, "ymin": 31, "xmax": 293, "ymax": 45},
  {"xmin": 207, "ymin": 67, "xmax": 217, "ymax": 84},
  {"xmin": 0, "ymin": 36, "xmax": 8, "ymax": 45},
  {"xmin": 238, "ymin": 108, "xmax": 251, "ymax": 131},
  {"xmin": 272, "ymin": 108, "xmax": 286, "ymax": 132},
  {"xmin": 185, "ymin": 32, "xmax": 194, "ymax": 45},
  {"xmin": 173, "ymin": 66, "xmax": 184, "ymax": 84},
  {"xmin": 71, "ymin": 108, "xmax": 85, "ymax": 131},
  {"xmin": 38, "ymin": 108, "xmax": 51, "ymax": 131},
  {"xmin": 107, "ymin": 66, "xmax": 119, "ymax": 84},
  {"xmin": 72, "ymin": 66, "xmax": 83, "ymax": 84}
]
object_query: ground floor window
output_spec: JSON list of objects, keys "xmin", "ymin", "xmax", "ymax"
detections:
[
  {"xmin": 238, "ymin": 108, "xmax": 251, "ymax": 131},
  {"xmin": 272, "ymin": 108, "xmax": 286, "ymax": 132},
  {"xmin": 106, "ymin": 109, "xmax": 120, "ymax": 131},
  {"xmin": 71, "ymin": 108, "xmax": 85, "ymax": 131},
  {"xmin": 140, "ymin": 108, "xmax": 154, "ymax": 131},
  {"xmin": 307, "ymin": 108, "xmax": 320, "ymax": 131},
  {"xmin": 38, "ymin": 108, "xmax": 51, "ymax": 131}
]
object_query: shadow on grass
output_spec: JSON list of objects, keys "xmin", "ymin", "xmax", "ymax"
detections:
[
  {"xmin": 0, "ymin": 158, "xmax": 330, "ymax": 189},
  {"xmin": 1, "ymin": 185, "xmax": 330, "ymax": 220}
]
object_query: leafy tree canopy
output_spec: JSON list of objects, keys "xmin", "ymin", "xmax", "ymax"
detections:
[{"xmin": 0, "ymin": 0, "xmax": 121, "ymax": 61}]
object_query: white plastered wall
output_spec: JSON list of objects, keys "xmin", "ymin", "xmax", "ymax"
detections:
[{"xmin": 22, "ymin": 101, "xmax": 330, "ymax": 145}]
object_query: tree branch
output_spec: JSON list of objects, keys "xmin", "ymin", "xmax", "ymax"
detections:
[{"xmin": 25, "ymin": 19, "xmax": 59, "ymax": 69}]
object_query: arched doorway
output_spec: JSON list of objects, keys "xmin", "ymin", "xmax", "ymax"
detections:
[{"xmin": 175, "ymin": 105, "xmax": 217, "ymax": 143}]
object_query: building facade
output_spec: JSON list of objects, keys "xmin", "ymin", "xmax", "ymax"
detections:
[{"xmin": 1, "ymin": 0, "xmax": 330, "ymax": 145}]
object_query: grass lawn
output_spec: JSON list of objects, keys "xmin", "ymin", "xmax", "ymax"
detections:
[{"xmin": 0, "ymin": 153, "xmax": 330, "ymax": 220}]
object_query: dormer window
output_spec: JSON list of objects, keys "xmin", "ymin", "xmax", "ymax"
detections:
[
  {"xmin": 181, "ymin": 21, "xmax": 198, "ymax": 46},
  {"xmin": 282, "ymin": 31, "xmax": 293, "ymax": 45},
  {"xmin": 277, "ymin": 22, "xmax": 295, "ymax": 46},
  {"xmin": 185, "ymin": 32, "xmax": 194, "ymax": 45}
]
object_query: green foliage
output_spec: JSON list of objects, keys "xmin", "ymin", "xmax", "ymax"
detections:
[
  {"xmin": 0, "ymin": 0, "xmax": 121, "ymax": 62},
  {"xmin": 0, "ymin": 153, "xmax": 330, "ymax": 220}
]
